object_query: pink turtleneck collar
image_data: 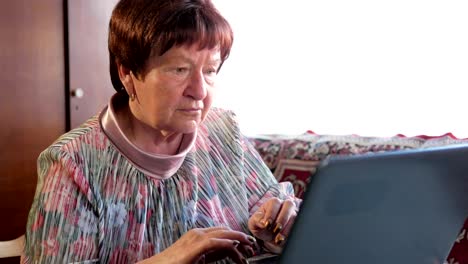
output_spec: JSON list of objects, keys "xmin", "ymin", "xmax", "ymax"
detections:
[{"xmin": 99, "ymin": 93, "xmax": 196, "ymax": 180}]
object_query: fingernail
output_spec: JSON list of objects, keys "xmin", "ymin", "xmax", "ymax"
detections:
[
  {"xmin": 266, "ymin": 219, "xmax": 274, "ymax": 230},
  {"xmin": 273, "ymin": 223, "xmax": 283, "ymax": 234},
  {"xmin": 274, "ymin": 234, "xmax": 285, "ymax": 245},
  {"xmin": 247, "ymin": 236, "xmax": 256, "ymax": 243},
  {"xmin": 261, "ymin": 219, "xmax": 273, "ymax": 229},
  {"xmin": 233, "ymin": 240, "xmax": 240, "ymax": 247}
]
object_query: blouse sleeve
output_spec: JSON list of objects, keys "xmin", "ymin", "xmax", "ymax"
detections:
[
  {"xmin": 24, "ymin": 148, "xmax": 99, "ymax": 263},
  {"xmin": 240, "ymin": 135, "xmax": 302, "ymax": 216}
]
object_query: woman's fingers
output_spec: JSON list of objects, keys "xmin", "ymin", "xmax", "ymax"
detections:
[
  {"xmin": 271, "ymin": 199, "xmax": 296, "ymax": 238},
  {"xmin": 204, "ymin": 242, "xmax": 255, "ymax": 264},
  {"xmin": 200, "ymin": 237, "xmax": 241, "ymax": 252},
  {"xmin": 248, "ymin": 209, "xmax": 265, "ymax": 230},
  {"xmin": 204, "ymin": 228, "xmax": 256, "ymax": 246},
  {"xmin": 259, "ymin": 209, "xmax": 297, "ymax": 254},
  {"xmin": 274, "ymin": 211, "xmax": 296, "ymax": 246},
  {"xmin": 193, "ymin": 227, "xmax": 256, "ymax": 263},
  {"xmin": 203, "ymin": 226, "xmax": 232, "ymax": 232},
  {"xmin": 237, "ymin": 244, "xmax": 255, "ymax": 259},
  {"xmin": 248, "ymin": 198, "xmax": 298, "ymax": 244},
  {"xmin": 192, "ymin": 226, "xmax": 255, "ymax": 247},
  {"xmin": 163, "ymin": 227, "xmax": 256, "ymax": 263},
  {"xmin": 259, "ymin": 198, "xmax": 282, "ymax": 230}
]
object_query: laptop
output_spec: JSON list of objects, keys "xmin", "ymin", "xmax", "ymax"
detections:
[{"xmin": 249, "ymin": 143, "xmax": 468, "ymax": 264}]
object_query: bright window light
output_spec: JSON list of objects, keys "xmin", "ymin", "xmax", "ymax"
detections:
[{"xmin": 212, "ymin": 0, "xmax": 468, "ymax": 138}]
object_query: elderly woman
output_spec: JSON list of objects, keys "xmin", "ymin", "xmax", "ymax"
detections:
[{"xmin": 24, "ymin": 0, "xmax": 300, "ymax": 263}]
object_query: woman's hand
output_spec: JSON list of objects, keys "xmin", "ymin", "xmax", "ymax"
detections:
[
  {"xmin": 139, "ymin": 226, "xmax": 256, "ymax": 264},
  {"xmin": 248, "ymin": 198, "xmax": 297, "ymax": 253}
]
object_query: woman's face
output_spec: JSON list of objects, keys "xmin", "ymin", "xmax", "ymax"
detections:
[{"xmin": 127, "ymin": 45, "xmax": 221, "ymax": 135}]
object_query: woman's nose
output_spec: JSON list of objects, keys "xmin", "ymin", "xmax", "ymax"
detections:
[{"xmin": 184, "ymin": 71, "xmax": 207, "ymax": 100}]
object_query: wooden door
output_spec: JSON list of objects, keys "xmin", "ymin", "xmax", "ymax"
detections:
[
  {"xmin": 67, "ymin": 0, "xmax": 118, "ymax": 130},
  {"xmin": 0, "ymin": 1, "xmax": 120, "ymax": 262},
  {"xmin": 0, "ymin": 0, "xmax": 65, "ymax": 262}
]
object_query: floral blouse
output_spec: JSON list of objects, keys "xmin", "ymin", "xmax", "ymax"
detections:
[{"xmin": 24, "ymin": 95, "xmax": 299, "ymax": 264}]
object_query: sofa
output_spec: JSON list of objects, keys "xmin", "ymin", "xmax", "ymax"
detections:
[{"xmin": 249, "ymin": 131, "xmax": 468, "ymax": 264}]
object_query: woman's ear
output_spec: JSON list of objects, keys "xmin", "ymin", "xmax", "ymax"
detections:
[{"xmin": 117, "ymin": 63, "xmax": 134, "ymax": 93}]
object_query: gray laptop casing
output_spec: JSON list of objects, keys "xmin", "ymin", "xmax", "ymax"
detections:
[{"xmin": 279, "ymin": 144, "xmax": 468, "ymax": 264}]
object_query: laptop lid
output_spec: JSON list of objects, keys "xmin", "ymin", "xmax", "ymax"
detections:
[{"xmin": 278, "ymin": 144, "xmax": 468, "ymax": 264}]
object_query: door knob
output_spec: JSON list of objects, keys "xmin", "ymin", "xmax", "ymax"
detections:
[{"xmin": 71, "ymin": 88, "xmax": 84, "ymax": 98}]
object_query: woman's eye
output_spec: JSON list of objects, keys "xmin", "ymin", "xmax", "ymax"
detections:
[
  {"xmin": 205, "ymin": 68, "xmax": 217, "ymax": 75},
  {"xmin": 174, "ymin": 67, "xmax": 188, "ymax": 73}
]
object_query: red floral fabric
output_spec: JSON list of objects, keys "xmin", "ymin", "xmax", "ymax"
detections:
[{"xmin": 249, "ymin": 132, "xmax": 468, "ymax": 264}]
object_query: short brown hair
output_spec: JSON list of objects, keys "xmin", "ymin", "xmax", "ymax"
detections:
[{"xmin": 108, "ymin": 0, "xmax": 234, "ymax": 93}]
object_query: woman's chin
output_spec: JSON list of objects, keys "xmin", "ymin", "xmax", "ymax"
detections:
[{"xmin": 177, "ymin": 121, "xmax": 200, "ymax": 134}]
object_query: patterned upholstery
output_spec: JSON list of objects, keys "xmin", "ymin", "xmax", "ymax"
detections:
[{"xmin": 249, "ymin": 132, "xmax": 468, "ymax": 264}]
